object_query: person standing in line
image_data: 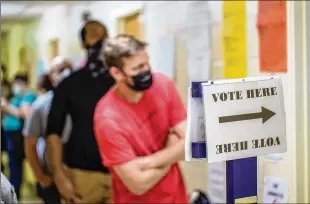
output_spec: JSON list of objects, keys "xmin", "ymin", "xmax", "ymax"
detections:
[
  {"xmin": 45, "ymin": 20, "xmax": 115, "ymax": 203},
  {"xmin": 94, "ymin": 34, "xmax": 188, "ymax": 203},
  {"xmin": 23, "ymin": 57, "xmax": 73, "ymax": 204},
  {"xmin": 1, "ymin": 73, "xmax": 37, "ymax": 199}
]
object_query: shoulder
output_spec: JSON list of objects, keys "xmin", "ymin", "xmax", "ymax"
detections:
[
  {"xmin": 10, "ymin": 96, "xmax": 20, "ymax": 103},
  {"xmin": 95, "ymin": 90, "xmax": 115, "ymax": 116},
  {"xmin": 32, "ymin": 92, "xmax": 52, "ymax": 110},
  {"xmin": 152, "ymin": 72, "xmax": 174, "ymax": 89},
  {"xmin": 24, "ymin": 91, "xmax": 36, "ymax": 98},
  {"xmin": 94, "ymin": 90, "xmax": 121, "ymax": 123},
  {"xmin": 153, "ymin": 72, "xmax": 173, "ymax": 82},
  {"xmin": 147, "ymin": 72, "xmax": 174, "ymax": 97},
  {"xmin": 57, "ymin": 68, "xmax": 86, "ymax": 88},
  {"xmin": 22, "ymin": 92, "xmax": 37, "ymax": 103}
]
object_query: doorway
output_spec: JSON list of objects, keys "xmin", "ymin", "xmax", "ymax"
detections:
[
  {"xmin": 48, "ymin": 39, "xmax": 59, "ymax": 63},
  {"xmin": 117, "ymin": 10, "xmax": 144, "ymax": 40}
]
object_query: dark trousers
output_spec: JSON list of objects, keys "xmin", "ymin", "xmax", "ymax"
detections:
[
  {"xmin": 4, "ymin": 130, "xmax": 25, "ymax": 200},
  {"xmin": 37, "ymin": 183, "xmax": 61, "ymax": 204},
  {"xmin": 1, "ymin": 127, "xmax": 6, "ymax": 172}
]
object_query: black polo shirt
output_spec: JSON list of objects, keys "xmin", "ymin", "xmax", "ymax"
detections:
[{"xmin": 46, "ymin": 66, "xmax": 114, "ymax": 172}]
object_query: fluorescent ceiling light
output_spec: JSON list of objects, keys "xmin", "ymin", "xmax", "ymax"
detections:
[
  {"xmin": 23, "ymin": 5, "xmax": 47, "ymax": 16},
  {"xmin": 1, "ymin": 2, "xmax": 27, "ymax": 17}
]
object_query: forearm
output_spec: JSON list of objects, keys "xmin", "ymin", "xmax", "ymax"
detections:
[
  {"xmin": 46, "ymin": 134, "xmax": 63, "ymax": 175},
  {"xmin": 140, "ymin": 166, "xmax": 169, "ymax": 191},
  {"xmin": 25, "ymin": 142, "xmax": 46, "ymax": 180},
  {"xmin": 148, "ymin": 138, "xmax": 185, "ymax": 168},
  {"xmin": 2, "ymin": 105, "xmax": 22, "ymax": 118},
  {"xmin": 127, "ymin": 165, "xmax": 170, "ymax": 195}
]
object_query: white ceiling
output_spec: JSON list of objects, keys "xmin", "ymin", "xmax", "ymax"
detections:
[{"xmin": 1, "ymin": 1, "xmax": 77, "ymax": 20}]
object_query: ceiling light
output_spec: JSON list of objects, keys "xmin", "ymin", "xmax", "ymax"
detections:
[{"xmin": 1, "ymin": 2, "xmax": 27, "ymax": 17}]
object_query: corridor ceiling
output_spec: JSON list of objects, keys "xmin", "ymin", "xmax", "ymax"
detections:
[{"xmin": 1, "ymin": 1, "xmax": 80, "ymax": 21}]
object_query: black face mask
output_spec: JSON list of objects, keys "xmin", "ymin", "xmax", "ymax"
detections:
[
  {"xmin": 124, "ymin": 69, "xmax": 153, "ymax": 91},
  {"xmin": 85, "ymin": 39, "xmax": 108, "ymax": 77},
  {"xmin": 86, "ymin": 39, "xmax": 103, "ymax": 61}
]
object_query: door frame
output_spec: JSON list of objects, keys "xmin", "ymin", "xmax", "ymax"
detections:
[
  {"xmin": 302, "ymin": 1, "xmax": 310, "ymax": 201},
  {"xmin": 287, "ymin": 1, "xmax": 309, "ymax": 203},
  {"xmin": 116, "ymin": 9, "xmax": 144, "ymax": 39},
  {"xmin": 110, "ymin": 3, "xmax": 145, "ymax": 39}
]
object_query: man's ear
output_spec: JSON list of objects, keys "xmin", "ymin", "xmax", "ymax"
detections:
[{"xmin": 109, "ymin": 67, "xmax": 123, "ymax": 81}]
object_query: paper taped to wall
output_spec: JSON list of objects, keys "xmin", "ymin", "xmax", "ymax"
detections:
[
  {"xmin": 263, "ymin": 176, "xmax": 288, "ymax": 203},
  {"xmin": 187, "ymin": 1, "xmax": 212, "ymax": 82},
  {"xmin": 152, "ymin": 35, "xmax": 176, "ymax": 78}
]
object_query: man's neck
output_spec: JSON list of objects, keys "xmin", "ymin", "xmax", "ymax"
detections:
[{"xmin": 115, "ymin": 84, "xmax": 143, "ymax": 104}]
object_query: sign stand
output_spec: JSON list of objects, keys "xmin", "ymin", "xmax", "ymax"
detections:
[
  {"xmin": 202, "ymin": 76, "xmax": 286, "ymax": 204},
  {"xmin": 226, "ymin": 157, "xmax": 257, "ymax": 204}
]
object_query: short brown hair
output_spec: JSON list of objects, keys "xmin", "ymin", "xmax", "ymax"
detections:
[
  {"xmin": 13, "ymin": 73, "xmax": 28, "ymax": 84},
  {"xmin": 80, "ymin": 20, "xmax": 109, "ymax": 43},
  {"xmin": 101, "ymin": 34, "xmax": 147, "ymax": 69}
]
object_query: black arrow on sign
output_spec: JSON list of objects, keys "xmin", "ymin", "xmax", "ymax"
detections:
[{"xmin": 219, "ymin": 106, "xmax": 276, "ymax": 124}]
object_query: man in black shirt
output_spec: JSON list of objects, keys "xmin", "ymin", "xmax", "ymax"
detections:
[{"xmin": 45, "ymin": 20, "xmax": 114, "ymax": 203}]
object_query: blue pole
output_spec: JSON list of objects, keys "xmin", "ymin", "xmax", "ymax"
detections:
[{"xmin": 226, "ymin": 157, "xmax": 257, "ymax": 204}]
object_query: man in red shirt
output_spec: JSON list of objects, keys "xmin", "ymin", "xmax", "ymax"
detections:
[{"xmin": 94, "ymin": 34, "xmax": 188, "ymax": 203}]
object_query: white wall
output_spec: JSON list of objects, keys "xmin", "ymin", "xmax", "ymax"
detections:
[
  {"xmin": 35, "ymin": 4, "xmax": 70, "ymax": 71},
  {"xmin": 33, "ymin": 1, "xmax": 296, "ymax": 201}
]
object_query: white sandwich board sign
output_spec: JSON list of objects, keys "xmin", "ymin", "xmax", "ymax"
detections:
[{"xmin": 202, "ymin": 76, "xmax": 287, "ymax": 163}]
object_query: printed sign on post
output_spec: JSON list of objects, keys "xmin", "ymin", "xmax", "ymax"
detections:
[
  {"xmin": 263, "ymin": 176, "xmax": 288, "ymax": 203},
  {"xmin": 202, "ymin": 76, "xmax": 287, "ymax": 163}
]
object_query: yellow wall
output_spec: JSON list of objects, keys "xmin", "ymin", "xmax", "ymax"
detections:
[
  {"xmin": 7, "ymin": 24, "xmax": 25, "ymax": 79},
  {"xmin": 1, "ymin": 20, "xmax": 39, "ymax": 88},
  {"xmin": 1, "ymin": 33, "xmax": 9, "ymax": 67}
]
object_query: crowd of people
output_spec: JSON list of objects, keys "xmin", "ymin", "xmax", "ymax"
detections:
[{"xmin": 1, "ymin": 20, "xmax": 210, "ymax": 204}]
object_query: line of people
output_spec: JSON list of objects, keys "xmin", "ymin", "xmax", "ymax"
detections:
[{"xmin": 1, "ymin": 19, "xmax": 210, "ymax": 204}]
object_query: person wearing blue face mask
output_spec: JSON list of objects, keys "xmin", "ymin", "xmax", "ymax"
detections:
[{"xmin": 1, "ymin": 73, "xmax": 36, "ymax": 200}]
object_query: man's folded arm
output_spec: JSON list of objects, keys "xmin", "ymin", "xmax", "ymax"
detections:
[
  {"xmin": 145, "ymin": 78, "xmax": 188, "ymax": 168},
  {"xmin": 94, "ymin": 116, "xmax": 171, "ymax": 196},
  {"xmin": 143, "ymin": 121, "xmax": 186, "ymax": 169},
  {"xmin": 113, "ymin": 159, "xmax": 170, "ymax": 195}
]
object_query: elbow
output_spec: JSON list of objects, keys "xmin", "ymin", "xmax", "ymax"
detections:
[
  {"xmin": 126, "ymin": 177, "xmax": 150, "ymax": 196},
  {"xmin": 128, "ymin": 184, "xmax": 148, "ymax": 196},
  {"xmin": 131, "ymin": 189, "xmax": 147, "ymax": 196}
]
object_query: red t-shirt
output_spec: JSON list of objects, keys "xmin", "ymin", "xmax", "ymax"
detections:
[{"xmin": 94, "ymin": 72, "xmax": 188, "ymax": 203}]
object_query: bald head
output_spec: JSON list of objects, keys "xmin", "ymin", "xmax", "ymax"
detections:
[{"xmin": 48, "ymin": 56, "xmax": 73, "ymax": 85}]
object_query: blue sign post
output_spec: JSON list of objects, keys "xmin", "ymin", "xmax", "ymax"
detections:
[{"xmin": 226, "ymin": 157, "xmax": 257, "ymax": 204}]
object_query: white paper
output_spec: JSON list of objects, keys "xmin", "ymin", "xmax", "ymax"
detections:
[
  {"xmin": 207, "ymin": 162, "xmax": 227, "ymax": 203},
  {"xmin": 152, "ymin": 35, "xmax": 175, "ymax": 78},
  {"xmin": 263, "ymin": 176, "xmax": 288, "ymax": 203},
  {"xmin": 264, "ymin": 153, "xmax": 284, "ymax": 164},
  {"xmin": 202, "ymin": 76, "xmax": 287, "ymax": 163},
  {"xmin": 187, "ymin": 1, "xmax": 212, "ymax": 82}
]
